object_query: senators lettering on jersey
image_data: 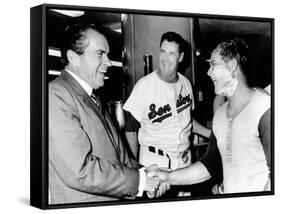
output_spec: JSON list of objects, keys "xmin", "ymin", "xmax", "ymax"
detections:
[
  {"xmin": 177, "ymin": 94, "xmax": 192, "ymax": 113},
  {"xmin": 148, "ymin": 94, "xmax": 192, "ymax": 123}
]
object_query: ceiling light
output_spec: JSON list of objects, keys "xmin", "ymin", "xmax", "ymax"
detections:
[
  {"xmin": 48, "ymin": 47, "xmax": 61, "ymax": 57},
  {"xmin": 113, "ymin": 28, "xmax": 122, "ymax": 33},
  {"xmin": 103, "ymin": 22, "xmax": 122, "ymax": 33},
  {"xmin": 49, "ymin": 70, "xmax": 61, "ymax": 76},
  {"xmin": 51, "ymin": 9, "xmax": 85, "ymax": 17}
]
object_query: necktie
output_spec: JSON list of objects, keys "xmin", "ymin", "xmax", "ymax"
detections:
[{"xmin": 91, "ymin": 90, "xmax": 102, "ymax": 111}]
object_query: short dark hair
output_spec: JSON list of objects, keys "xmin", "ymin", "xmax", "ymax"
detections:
[
  {"xmin": 160, "ymin": 31, "xmax": 185, "ymax": 53},
  {"xmin": 215, "ymin": 38, "xmax": 250, "ymax": 75},
  {"xmin": 61, "ymin": 22, "xmax": 102, "ymax": 66}
]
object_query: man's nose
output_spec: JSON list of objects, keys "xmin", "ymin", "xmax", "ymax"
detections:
[
  {"xmin": 164, "ymin": 53, "xmax": 169, "ymax": 61},
  {"xmin": 161, "ymin": 52, "xmax": 168, "ymax": 61},
  {"xmin": 103, "ymin": 55, "xmax": 112, "ymax": 67}
]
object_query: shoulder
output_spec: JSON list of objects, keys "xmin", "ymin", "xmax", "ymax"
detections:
[
  {"xmin": 264, "ymin": 84, "xmax": 271, "ymax": 95},
  {"xmin": 49, "ymin": 76, "xmax": 68, "ymax": 94},
  {"xmin": 139, "ymin": 71, "xmax": 157, "ymax": 83},
  {"xmin": 133, "ymin": 71, "xmax": 157, "ymax": 90},
  {"xmin": 255, "ymin": 88, "xmax": 270, "ymax": 100},
  {"xmin": 253, "ymin": 88, "xmax": 271, "ymax": 109},
  {"xmin": 49, "ymin": 76, "xmax": 75, "ymax": 103},
  {"xmin": 178, "ymin": 73, "xmax": 192, "ymax": 87},
  {"xmin": 178, "ymin": 72, "xmax": 191, "ymax": 82},
  {"xmin": 49, "ymin": 76, "xmax": 64, "ymax": 93},
  {"xmin": 260, "ymin": 109, "xmax": 270, "ymax": 126}
]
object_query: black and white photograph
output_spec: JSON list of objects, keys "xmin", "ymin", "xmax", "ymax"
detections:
[{"xmin": 30, "ymin": 2, "xmax": 274, "ymax": 210}]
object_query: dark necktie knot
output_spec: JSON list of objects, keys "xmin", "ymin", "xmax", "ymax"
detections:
[{"xmin": 91, "ymin": 90, "xmax": 102, "ymax": 110}]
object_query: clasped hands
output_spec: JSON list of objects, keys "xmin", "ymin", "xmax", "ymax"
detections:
[{"xmin": 143, "ymin": 164, "xmax": 171, "ymax": 198}]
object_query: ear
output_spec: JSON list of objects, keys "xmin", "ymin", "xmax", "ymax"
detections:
[
  {"xmin": 179, "ymin": 52, "xmax": 184, "ymax": 63},
  {"xmin": 227, "ymin": 58, "xmax": 238, "ymax": 73},
  {"xmin": 66, "ymin": 50, "xmax": 80, "ymax": 67}
]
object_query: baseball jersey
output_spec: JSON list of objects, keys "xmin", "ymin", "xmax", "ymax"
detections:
[{"xmin": 123, "ymin": 71, "xmax": 194, "ymax": 154}]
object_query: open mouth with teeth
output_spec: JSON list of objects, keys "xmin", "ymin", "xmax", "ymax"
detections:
[
  {"xmin": 98, "ymin": 69, "xmax": 109, "ymax": 80},
  {"xmin": 210, "ymin": 77, "xmax": 217, "ymax": 83}
]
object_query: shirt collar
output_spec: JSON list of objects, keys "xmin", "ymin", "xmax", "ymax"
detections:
[{"xmin": 65, "ymin": 69, "xmax": 92, "ymax": 96}]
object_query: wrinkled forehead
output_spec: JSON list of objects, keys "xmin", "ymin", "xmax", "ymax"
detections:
[{"xmin": 84, "ymin": 29, "xmax": 110, "ymax": 52}]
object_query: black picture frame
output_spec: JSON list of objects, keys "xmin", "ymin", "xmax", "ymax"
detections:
[{"xmin": 30, "ymin": 3, "xmax": 274, "ymax": 210}]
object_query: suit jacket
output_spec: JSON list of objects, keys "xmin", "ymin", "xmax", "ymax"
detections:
[{"xmin": 49, "ymin": 70, "xmax": 140, "ymax": 204}]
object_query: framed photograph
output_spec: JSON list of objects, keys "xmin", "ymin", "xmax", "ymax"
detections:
[{"xmin": 30, "ymin": 3, "xmax": 274, "ymax": 209}]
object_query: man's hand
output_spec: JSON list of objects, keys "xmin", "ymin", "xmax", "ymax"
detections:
[
  {"xmin": 212, "ymin": 183, "xmax": 223, "ymax": 194},
  {"xmin": 144, "ymin": 164, "xmax": 161, "ymax": 197},
  {"xmin": 155, "ymin": 179, "xmax": 170, "ymax": 197},
  {"xmin": 145, "ymin": 166, "xmax": 172, "ymax": 198}
]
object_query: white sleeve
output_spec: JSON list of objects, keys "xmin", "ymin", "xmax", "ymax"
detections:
[
  {"xmin": 137, "ymin": 167, "xmax": 146, "ymax": 196},
  {"xmin": 184, "ymin": 77, "xmax": 195, "ymax": 110},
  {"xmin": 123, "ymin": 81, "xmax": 144, "ymax": 122}
]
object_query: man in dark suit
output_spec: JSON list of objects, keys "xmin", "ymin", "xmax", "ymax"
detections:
[{"xmin": 48, "ymin": 22, "xmax": 167, "ymax": 204}]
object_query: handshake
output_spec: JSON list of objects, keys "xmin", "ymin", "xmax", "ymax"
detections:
[{"xmin": 143, "ymin": 164, "xmax": 172, "ymax": 198}]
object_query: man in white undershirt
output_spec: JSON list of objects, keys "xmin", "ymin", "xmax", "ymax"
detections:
[{"xmin": 149, "ymin": 38, "xmax": 271, "ymax": 195}]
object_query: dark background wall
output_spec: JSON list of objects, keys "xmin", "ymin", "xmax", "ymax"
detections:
[
  {"xmin": 47, "ymin": 8, "xmax": 273, "ymax": 126},
  {"xmin": 123, "ymin": 14, "xmax": 193, "ymax": 98}
]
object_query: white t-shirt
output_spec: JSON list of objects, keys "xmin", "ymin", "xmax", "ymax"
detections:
[{"xmin": 123, "ymin": 71, "xmax": 194, "ymax": 154}]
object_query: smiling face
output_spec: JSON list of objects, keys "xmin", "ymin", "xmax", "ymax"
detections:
[
  {"xmin": 158, "ymin": 40, "xmax": 183, "ymax": 83},
  {"xmin": 76, "ymin": 29, "xmax": 112, "ymax": 89},
  {"xmin": 207, "ymin": 49, "xmax": 234, "ymax": 94}
]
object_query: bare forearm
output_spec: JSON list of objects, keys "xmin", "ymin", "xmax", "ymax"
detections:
[
  {"xmin": 193, "ymin": 119, "xmax": 211, "ymax": 138},
  {"xmin": 168, "ymin": 161, "xmax": 211, "ymax": 185}
]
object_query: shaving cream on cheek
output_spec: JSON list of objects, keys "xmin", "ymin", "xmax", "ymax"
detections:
[{"xmin": 213, "ymin": 65, "xmax": 238, "ymax": 97}]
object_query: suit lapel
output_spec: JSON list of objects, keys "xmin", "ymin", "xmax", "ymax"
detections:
[{"xmin": 60, "ymin": 71, "xmax": 119, "ymax": 152}]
